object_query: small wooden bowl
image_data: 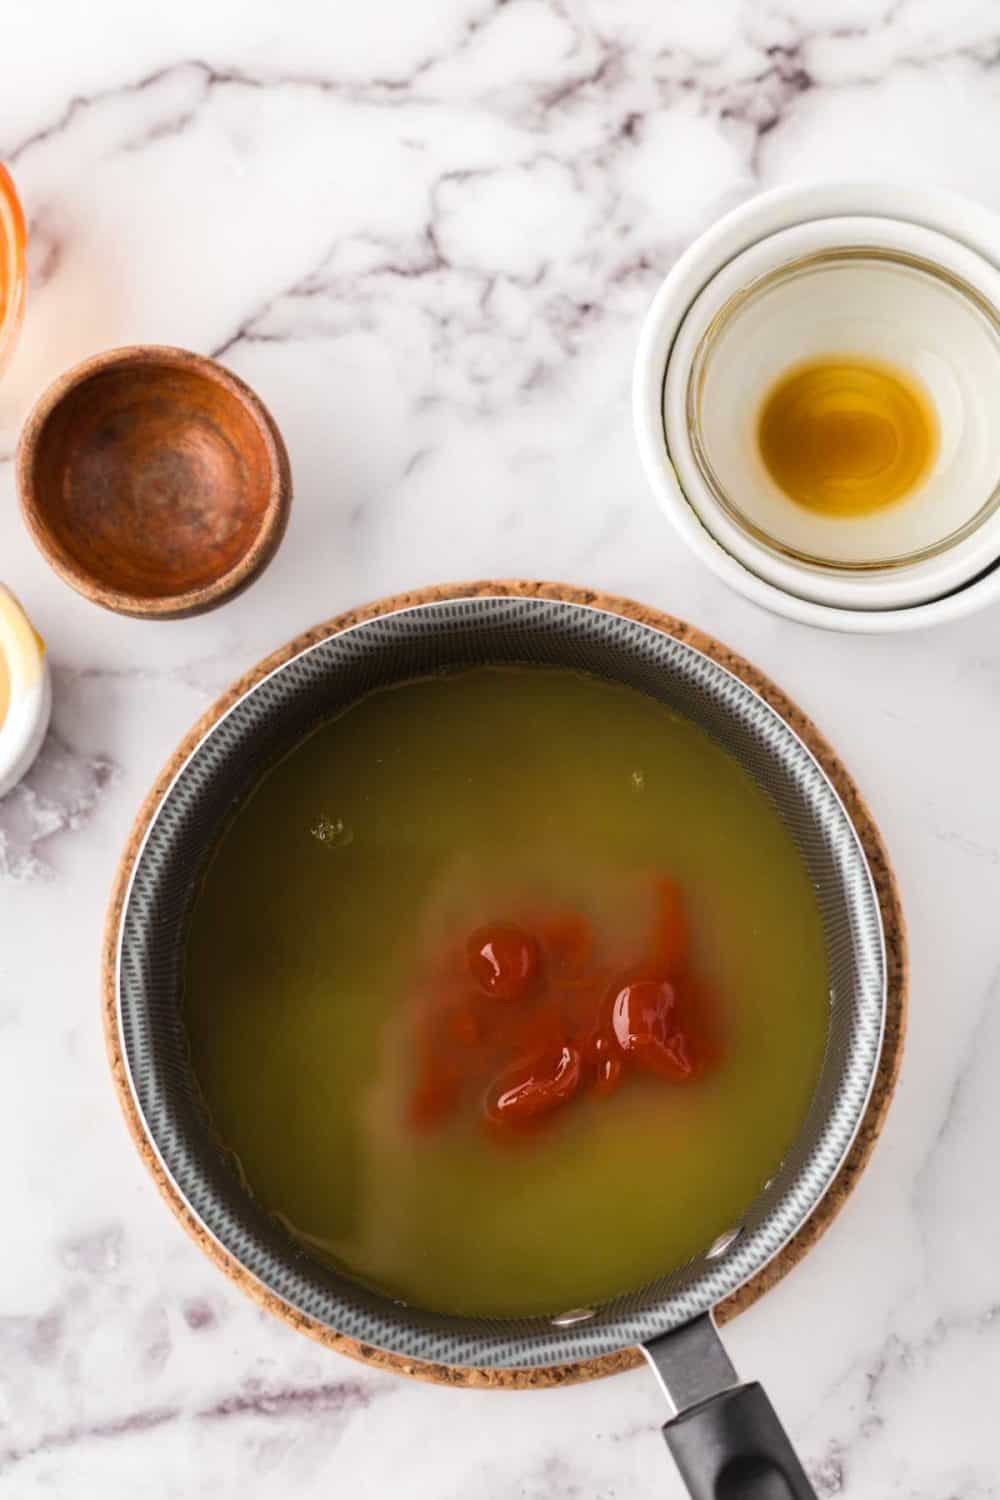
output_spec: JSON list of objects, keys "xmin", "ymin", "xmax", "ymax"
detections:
[{"xmin": 16, "ymin": 346, "xmax": 292, "ymax": 620}]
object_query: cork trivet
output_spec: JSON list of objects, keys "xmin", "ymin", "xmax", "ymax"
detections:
[{"xmin": 101, "ymin": 581, "xmax": 906, "ymax": 1390}]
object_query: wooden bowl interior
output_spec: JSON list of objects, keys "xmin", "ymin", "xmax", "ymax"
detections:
[{"xmin": 29, "ymin": 362, "xmax": 274, "ymax": 599}]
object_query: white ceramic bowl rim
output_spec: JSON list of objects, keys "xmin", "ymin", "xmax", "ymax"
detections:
[
  {"xmin": 0, "ymin": 585, "xmax": 51, "ymax": 799},
  {"xmin": 663, "ymin": 213, "xmax": 1000, "ymax": 611},
  {"xmin": 633, "ymin": 180, "xmax": 1000, "ymax": 633}
]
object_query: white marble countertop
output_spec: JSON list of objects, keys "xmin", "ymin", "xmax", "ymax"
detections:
[{"xmin": 3, "ymin": 2, "xmax": 1000, "ymax": 1494}]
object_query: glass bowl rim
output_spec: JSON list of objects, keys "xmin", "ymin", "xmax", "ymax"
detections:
[{"xmin": 684, "ymin": 244, "xmax": 1000, "ymax": 575}]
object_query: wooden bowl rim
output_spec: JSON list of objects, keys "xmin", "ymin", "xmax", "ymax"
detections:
[
  {"xmin": 101, "ymin": 580, "xmax": 907, "ymax": 1389},
  {"xmin": 16, "ymin": 344, "xmax": 292, "ymax": 620}
]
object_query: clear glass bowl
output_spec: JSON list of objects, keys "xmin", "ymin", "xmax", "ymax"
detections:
[{"xmin": 682, "ymin": 245, "xmax": 1000, "ymax": 576}]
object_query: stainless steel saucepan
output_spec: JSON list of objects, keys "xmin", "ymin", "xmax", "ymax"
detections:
[{"xmin": 111, "ymin": 595, "xmax": 886, "ymax": 1500}]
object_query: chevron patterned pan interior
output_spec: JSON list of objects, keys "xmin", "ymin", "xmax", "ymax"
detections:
[{"xmin": 115, "ymin": 596, "xmax": 885, "ymax": 1369}]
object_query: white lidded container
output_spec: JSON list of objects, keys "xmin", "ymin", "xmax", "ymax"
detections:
[
  {"xmin": 634, "ymin": 183, "xmax": 1000, "ymax": 632},
  {"xmin": 0, "ymin": 584, "xmax": 51, "ymax": 797}
]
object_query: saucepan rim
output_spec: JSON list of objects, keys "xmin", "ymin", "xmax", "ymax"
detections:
[{"xmin": 113, "ymin": 593, "xmax": 886, "ymax": 1369}]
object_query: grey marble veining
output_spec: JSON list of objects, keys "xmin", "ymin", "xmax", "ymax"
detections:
[{"xmin": 3, "ymin": 1, "xmax": 1000, "ymax": 1494}]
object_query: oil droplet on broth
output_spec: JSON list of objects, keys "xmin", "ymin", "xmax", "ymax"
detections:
[
  {"xmin": 310, "ymin": 815, "xmax": 353, "ymax": 848},
  {"xmin": 757, "ymin": 355, "xmax": 938, "ymax": 517}
]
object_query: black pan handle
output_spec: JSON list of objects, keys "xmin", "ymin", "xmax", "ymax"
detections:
[
  {"xmin": 642, "ymin": 1317, "xmax": 816, "ymax": 1500},
  {"xmin": 663, "ymin": 1382, "xmax": 817, "ymax": 1500}
]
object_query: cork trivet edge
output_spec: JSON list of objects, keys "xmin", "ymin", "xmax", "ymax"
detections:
[{"xmin": 100, "ymin": 580, "xmax": 907, "ymax": 1390}]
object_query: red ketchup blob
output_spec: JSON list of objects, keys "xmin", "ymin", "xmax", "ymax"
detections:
[
  {"xmin": 467, "ymin": 924, "xmax": 541, "ymax": 1001},
  {"xmin": 485, "ymin": 1042, "xmax": 583, "ymax": 1126},
  {"xmin": 609, "ymin": 978, "xmax": 697, "ymax": 1079},
  {"xmin": 586, "ymin": 1030, "xmax": 625, "ymax": 1096},
  {"xmin": 407, "ymin": 875, "xmax": 712, "ymax": 1135}
]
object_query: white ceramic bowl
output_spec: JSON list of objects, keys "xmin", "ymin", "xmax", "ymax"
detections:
[
  {"xmin": 0, "ymin": 585, "xmax": 51, "ymax": 798},
  {"xmin": 634, "ymin": 182, "xmax": 1000, "ymax": 632},
  {"xmin": 666, "ymin": 215, "xmax": 1000, "ymax": 609}
]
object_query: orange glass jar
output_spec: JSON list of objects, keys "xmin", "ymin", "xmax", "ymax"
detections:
[{"xmin": 0, "ymin": 164, "xmax": 26, "ymax": 373}]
